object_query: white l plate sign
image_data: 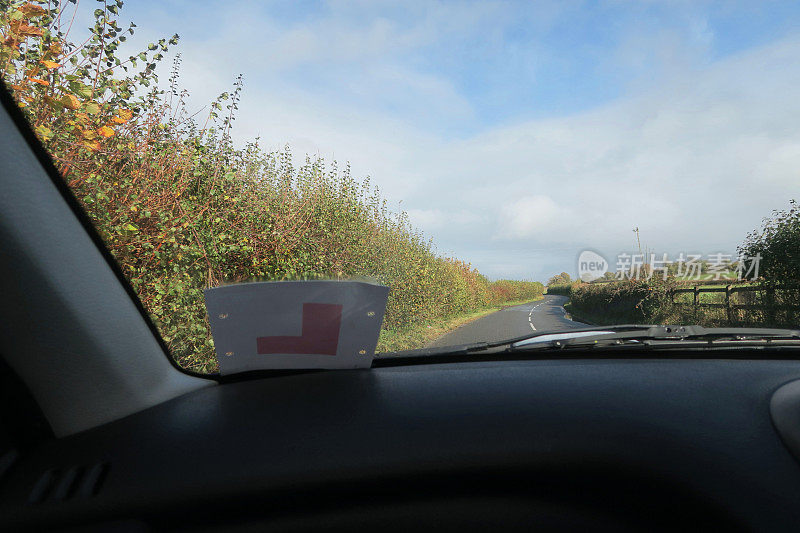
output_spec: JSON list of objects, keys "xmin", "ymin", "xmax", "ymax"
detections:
[{"xmin": 204, "ymin": 281, "xmax": 390, "ymax": 375}]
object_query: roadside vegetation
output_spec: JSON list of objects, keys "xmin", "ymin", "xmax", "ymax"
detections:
[
  {"xmin": 545, "ymin": 272, "xmax": 573, "ymax": 296},
  {"xmin": 0, "ymin": 1, "xmax": 544, "ymax": 372},
  {"xmin": 550, "ymin": 203, "xmax": 800, "ymax": 329}
]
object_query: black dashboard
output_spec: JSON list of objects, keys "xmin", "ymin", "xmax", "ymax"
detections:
[{"xmin": 4, "ymin": 357, "xmax": 800, "ymax": 531}]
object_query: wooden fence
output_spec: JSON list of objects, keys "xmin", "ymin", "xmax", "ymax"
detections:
[{"xmin": 669, "ymin": 284, "xmax": 798, "ymax": 324}]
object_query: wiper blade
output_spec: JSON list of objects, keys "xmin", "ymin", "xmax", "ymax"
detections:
[
  {"xmin": 510, "ymin": 325, "xmax": 800, "ymax": 352},
  {"xmin": 376, "ymin": 324, "xmax": 653, "ymax": 359},
  {"xmin": 376, "ymin": 325, "xmax": 652, "ymax": 359}
]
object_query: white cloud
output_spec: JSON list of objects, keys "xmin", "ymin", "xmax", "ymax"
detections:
[{"xmin": 496, "ymin": 195, "xmax": 566, "ymax": 239}]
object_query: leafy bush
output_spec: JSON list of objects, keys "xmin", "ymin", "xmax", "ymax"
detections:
[
  {"xmin": 488, "ymin": 280, "xmax": 544, "ymax": 305},
  {"xmin": 1, "ymin": 1, "xmax": 543, "ymax": 372},
  {"xmin": 545, "ymin": 284, "xmax": 573, "ymax": 296},
  {"xmin": 566, "ymin": 278, "xmax": 799, "ymax": 328},
  {"xmin": 739, "ymin": 200, "xmax": 800, "ymax": 285},
  {"xmin": 568, "ymin": 279, "xmax": 676, "ymax": 324},
  {"xmin": 547, "ymin": 272, "xmax": 571, "ymax": 286}
]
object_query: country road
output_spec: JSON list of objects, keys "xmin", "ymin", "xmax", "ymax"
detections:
[{"xmin": 426, "ymin": 294, "xmax": 590, "ymax": 348}]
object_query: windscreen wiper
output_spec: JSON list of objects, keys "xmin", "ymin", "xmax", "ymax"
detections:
[
  {"xmin": 508, "ymin": 325, "xmax": 800, "ymax": 352},
  {"xmin": 376, "ymin": 324, "xmax": 655, "ymax": 359}
]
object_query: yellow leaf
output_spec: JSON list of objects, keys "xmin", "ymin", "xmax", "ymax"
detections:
[
  {"xmin": 41, "ymin": 60, "xmax": 60, "ymax": 69},
  {"xmin": 97, "ymin": 126, "xmax": 115, "ymax": 138},
  {"xmin": 18, "ymin": 4, "xmax": 47, "ymax": 17},
  {"xmin": 83, "ymin": 141, "xmax": 101, "ymax": 151},
  {"xmin": 117, "ymin": 109, "xmax": 133, "ymax": 121},
  {"xmin": 110, "ymin": 116, "xmax": 126, "ymax": 124},
  {"xmin": 28, "ymin": 77, "xmax": 49, "ymax": 86},
  {"xmin": 15, "ymin": 23, "xmax": 43, "ymax": 36},
  {"xmin": 60, "ymin": 94, "xmax": 80, "ymax": 110},
  {"xmin": 34, "ymin": 125, "xmax": 53, "ymax": 140},
  {"xmin": 84, "ymin": 101, "xmax": 100, "ymax": 115}
]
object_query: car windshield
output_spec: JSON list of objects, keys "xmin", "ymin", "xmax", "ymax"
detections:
[{"xmin": 2, "ymin": 1, "xmax": 799, "ymax": 373}]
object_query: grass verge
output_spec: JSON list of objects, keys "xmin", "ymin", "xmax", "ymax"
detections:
[
  {"xmin": 376, "ymin": 296, "xmax": 544, "ymax": 353},
  {"xmin": 563, "ymin": 302, "xmax": 599, "ymax": 326}
]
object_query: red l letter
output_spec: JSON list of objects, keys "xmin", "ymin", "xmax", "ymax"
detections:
[{"xmin": 257, "ymin": 303, "xmax": 343, "ymax": 356}]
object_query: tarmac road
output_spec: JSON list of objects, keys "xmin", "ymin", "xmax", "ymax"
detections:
[{"xmin": 426, "ymin": 294, "xmax": 590, "ymax": 348}]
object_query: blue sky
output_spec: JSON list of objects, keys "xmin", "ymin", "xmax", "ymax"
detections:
[{"xmin": 72, "ymin": 1, "xmax": 800, "ymax": 280}]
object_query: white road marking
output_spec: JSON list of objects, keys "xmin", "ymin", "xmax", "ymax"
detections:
[{"xmin": 527, "ymin": 301, "xmax": 542, "ymax": 330}]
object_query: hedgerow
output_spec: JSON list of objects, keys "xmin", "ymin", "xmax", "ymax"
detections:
[
  {"xmin": 566, "ymin": 278, "xmax": 800, "ymax": 328},
  {"xmin": 0, "ymin": 1, "xmax": 543, "ymax": 372},
  {"xmin": 489, "ymin": 280, "xmax": 544, "ymax": 305},
  {"xmin": 567, "ymin": 279, "xmax": 676, "ymax": 325},
  {"xmin": 544, "ymin": 284, "xmax": 573, "ymax": 296}
]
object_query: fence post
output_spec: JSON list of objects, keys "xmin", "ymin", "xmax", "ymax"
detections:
[
  {"xmin": 693, "ymin": 286, "xmax": 699, "ymax": 319},
  {"xmin": 725, "ymin": 285, "xmax": 732, "ymax": 323},
  {"xmin": 766, "ymin": 287, "xmax": 776, "ymax": 326}
]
